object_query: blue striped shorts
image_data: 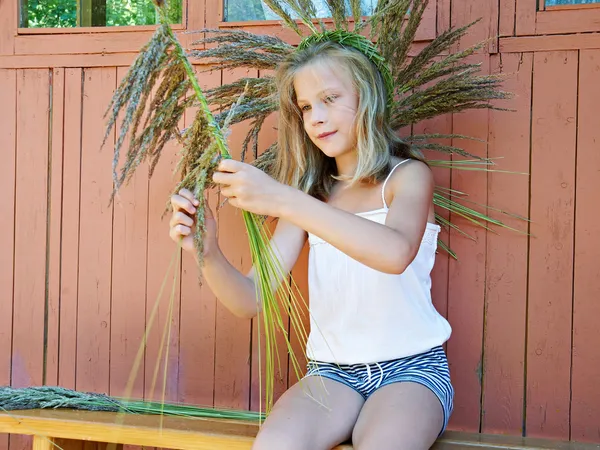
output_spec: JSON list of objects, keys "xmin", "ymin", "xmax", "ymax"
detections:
[{"xmin": 305, "ymin": 346, "xmax": 454, "ymax": 435}]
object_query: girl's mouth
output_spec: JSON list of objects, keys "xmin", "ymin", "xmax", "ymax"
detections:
[{"xmin": 317, "ymin": 131, "xmax": 337, "ymax": 139}]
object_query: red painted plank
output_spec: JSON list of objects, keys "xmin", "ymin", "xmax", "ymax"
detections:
[
  {"xmin": 177, "ymin": 68, "xmax": 221, "ymax": 406},
  {"xmin": 0, "ymin": 69, "xmax": 16, "ymax": 450},
  {"xmin": 213, "ymin": 68, "xmax": 254, "ymax": 410},
  {"xmin": 12, "ymin": 69, "xmax": 50, "ymax": 389},
  {"xmin": 76, "ymin": 68, "xmax": 116, "ymax": 394},
  {"xmin": 499, "ymin": 0, "xmax": 516, "ymax": 37},
  {"xmin": 416, "ymin": 114, "xmax": 452, "ymax": 323},
  {"xmin": 527, "ymin": 51, "xmax": 578, "ymax": 440},
  {"xmin": 515, "ymin": 0, "xmax": 536, "ymax": 36},
  {"xmin": 109, "ymin": 67, "xmax": 149, "ymax": 400},
  {"xmin": 482, "ymin": 53, "xmax": 532, "ymax": 435},
  {"xmin": 143, "ymin": 84, "xmax": 182, "ymax": 405},
  {"xmin": 0, "ymin": 0, "xmax": 16, "ymax": 55},
  {"xmin": 570, "ymin": 49, "xmax": 600, "ymax": 443},
  {"xmin": 437, "ymin": 0, "xmax": 451, "ymax": 36},
  {"xmin": 288, "ymin": 244, "xmax": 310, "ymax": 388},
  {"xmin": 59, "ymin": 68, "xmax": 83, "ymax": 390},
  {"xmin": 46, "ymin": 68, "xmax": 65, "ymax": 386},
  {"xmin": 250, "ymin": 86, "xmax": 289, "ymax": 411},
  {"xmin": 11, "ymin": 69, "xmax": 50, "ymax": 450},
  {"xmin": 451, "ymin": 0, "xmax": 497, "ymax": 53},
  {"xmin": 446, "ymin": 55, "xmax": 490, "ymax": 433}
]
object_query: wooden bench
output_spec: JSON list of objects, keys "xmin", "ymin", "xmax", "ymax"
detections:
[{"xmin": 1, "ymin": 409, "xmax": 599, "ymax": 450}]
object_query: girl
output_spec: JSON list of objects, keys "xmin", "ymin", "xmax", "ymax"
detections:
[{"xmin": 169, "ymin": 41, "xmax": 453, "ymax": 450}]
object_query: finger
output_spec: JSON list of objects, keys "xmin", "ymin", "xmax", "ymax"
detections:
[
  {"xmin": 173, "ymin": 224, "xmax": 191, "ymax": 237},
  {"xmin": 171, "ymin": 194, "xmax": 197, "ymax": 215},
  {"xmin": 217, "ymin": 158, "xmax": 243, "ymax": 173},
  {"xmin": 212, "ymin": 171, "xmax": 236, "ymax": 185},
  {"xmin": 220, "ymin": 187, "xmax": 237, "ymax": 199},
  {"xmin": 170, "ymin": 224, "xmax": 191, "ymax": 240},
  {"xmin": 170, "ymin": 211, "xmax": 194, "ymax": 228},
  {"xmin": 178, "ymin": 188, "xmax": 200, "ymax": 206}
]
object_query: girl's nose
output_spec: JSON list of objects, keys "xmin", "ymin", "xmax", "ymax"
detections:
[{"xmin": 310, "ymin": 105, "xmax": 327, "ymax": 126}]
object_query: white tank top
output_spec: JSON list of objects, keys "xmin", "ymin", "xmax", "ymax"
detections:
[{"xmin": 306, "ymin": 160, "xmax": 452, "ymax": 364}]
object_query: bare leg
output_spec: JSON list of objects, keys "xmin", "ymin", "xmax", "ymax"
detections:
[
  {"xmin": 352, "ymin": 382, "xmax": 444, "ymax": 450},
  {"xmin": 253, "ymin": 376, "xmax": 365, "ymax": 450}
]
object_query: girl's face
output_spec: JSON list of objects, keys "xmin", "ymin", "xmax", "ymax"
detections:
[{"xmin": 293, "ymin": 61, "xmax": 359, "ymax": 159}]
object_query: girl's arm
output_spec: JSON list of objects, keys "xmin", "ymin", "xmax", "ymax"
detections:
[
  {"xmin": 214, "ymin": 159, "xmax": 433, "ymax": 275},
  {"xmin": 200, "ymin": 219, "xmax": 306, "ymax": 319},
  {"xmin": 170, "ymin": 189, "xmax": 306, "ymax": 319},
  {"xmin": 280, "ymin": 161, "xmax": 433, "ymax": 274}
]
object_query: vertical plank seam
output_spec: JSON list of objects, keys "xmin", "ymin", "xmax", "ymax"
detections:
[
  {"xmin": 43, "ymin": 68, "xmax": 53, "ymax": 386},
  {"xmin": 57, "ymin": 68, "xmax": 67, "ymax": 387},
  {"xmin": 522, "ymin": 50, "xmax": 535, "ymax": 438},
  {"xmin": 478, "ymin": 56, "xmax": 492, "ymax": 433},
  {"xmin": 108, "ymin": 67, "xmax": 117, "ymax": 395},
  {"xmin": 75, "ymin": 68, "xmax": 85, "ymax": 390},
  {"xmin": 568, "ymin": 49, "xmax": 581, "ymax": 442},
  {"xmin": 211, "ymin": 70, "xmax": 224, "ymax": 408},
  {"xmin": 10, "ymin": 70, "xmax": 18, "ymax": 388}
]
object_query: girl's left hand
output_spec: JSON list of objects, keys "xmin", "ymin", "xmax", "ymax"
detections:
[{"xmin": 212, "ymin": 159, "xmax": 290, "ymax": 217}]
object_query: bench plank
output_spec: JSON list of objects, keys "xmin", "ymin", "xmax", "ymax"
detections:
[{"xmin": 1, "ymin": 410, "xmax": 599, "ymax": 450}]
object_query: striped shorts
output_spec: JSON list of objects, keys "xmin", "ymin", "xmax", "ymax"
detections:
[{"xmin": 305, "ymin": 346, "xmax": 454, "ymax": 435}]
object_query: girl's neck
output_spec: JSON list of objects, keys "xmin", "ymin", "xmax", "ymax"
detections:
[{"xmin": 334, "ymin": 151, "xmax": 358, "ymax": 178}]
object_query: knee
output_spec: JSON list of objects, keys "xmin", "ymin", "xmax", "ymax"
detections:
[{"xmin": 253, "ymin": 427, "xmax": 311, "ymax": 450}]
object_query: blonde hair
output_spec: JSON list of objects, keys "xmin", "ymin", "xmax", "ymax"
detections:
[{"xmin": 272, "ymin": 40, "xmax": 415, "ymax": 201}]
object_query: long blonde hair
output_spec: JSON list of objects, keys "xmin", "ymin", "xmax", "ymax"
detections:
[{"xmin": 272, "ymin": 40, "xmax": 415, "ymax": 201}]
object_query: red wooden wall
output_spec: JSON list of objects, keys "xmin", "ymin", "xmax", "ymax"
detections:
[{"xmin": 1, "ymin": 0, "xmax": 599, "ymax": 446}]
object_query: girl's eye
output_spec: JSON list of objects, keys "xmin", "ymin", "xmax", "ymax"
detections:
[
  {"xmin": 301, "ymin": 105, "xmax": 311, "ymax": 112},
  {"xmin": 325, "ymin": 95, "xmax": 337, "ymax": 103}
]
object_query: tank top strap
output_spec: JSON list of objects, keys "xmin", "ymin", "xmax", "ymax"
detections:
[{"xmin": 381, "ymin": 159, "xmax": 411, "ymax": 209}]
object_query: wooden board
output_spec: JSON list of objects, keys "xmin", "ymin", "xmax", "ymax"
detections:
[
  {"xmin": 570, "ymin": 49, "xmax": 600, "ymax": 443},
  {"xmin": 527, "ymin": 50, "xmax": 578, "ymax": 440},
  {"xmin": 12, "ymin": 67, "xmax": 50, "ymax": 450},
  {"xmin": 446, "ymin": 55, "xmax": 490, "ymax": 433},
  {"xmin": 109, "ymin": 67, "xmax": 149, "ymax": 400},
  {"xmin": 515, "ymin": 0, "xmax": 537, "ymax": 36},
  {"xmin": 0, "ymin": 0, "xmax": 16, "ymax": 55},
  {"xmin": 2, "ymin": 410, "xmax": 600, "ymax": 450},
  {"xmin": 46, "ymin": 68, "xmax": 66, "ymax": 386},
  {"xmin": 250, "ymin": 93, "xmax": 290, "ymax": 412},
  {"xmin": 177, "ymin": 68, "xmax": 221, "ymax": 406},
  {"xmin": 213, "ymin": 68, "xmax": 254, "ymax": 410},
  {"xmin": 0, "ymin": 69, "xmax": 16, "ymax": 450},
  {"xmin": 143, "ymin": 76, "xmax": 183, "ymax": 405},
  {"xmin": 482, "ymin": 53, "xmax": 532, "ymax": 435},
  {"xmin": 59, "ymin": 68, "xmax": 83, "ymax": 390},
  {"xmin": 415, "ymin": 114, "xmax": 452, "ymax": 322},
  {"xmin": 12, "ymin": 69, "xmax": 50, "ymax": 389},
  {"xmin": 499, "ymin": 0, "xmax": 516, "ymax": 37},
  {"xmin": 76, "ymin": 67, "xmax": 116, "ymax": 394}
]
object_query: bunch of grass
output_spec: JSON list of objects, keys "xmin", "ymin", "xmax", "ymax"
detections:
[
  {"xmin": 103, "ymin": 0, "xmax": 310, "ymax": 414},
  {"xmin": 188, "ymin": 0, "xmax": 520, "ymax": 257}
]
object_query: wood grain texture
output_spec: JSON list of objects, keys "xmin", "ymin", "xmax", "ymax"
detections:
[
  {"xmin": 515, "ymin": 0, "xmax": 536, "ymax": 36},
  {"xmin": 0, "ymin": 69, "xmax": 17, "ymax": 450},
  {"xmin": 109, "ymin": 67, "xmax": 149, "ymax": 400},
  {"xmin": 482, "ymin": 52, "xmax": 532, "ymax": 435},
  {"xmin": 76, "ymin": 68, "xmax": 116, "ymax": 394},
  {"xmin": 46, "ymin": 68, "xmax": 66, "ymax": 387},
  {"xmin": 213, "ymin": 68, "xmax": 253, "ymax": 410},
  {"xmin": 527, "ymin": 51, "xmax": 578, "ymax": 440},
  {"xmin": 177, "ymin": 68, "xmax": 221, "ymax": 406},
  {"xmin": 12, "ymin": 69, "xmax": 50, "ymax": 389},
  {"xmin": 570, "ymin": 49, "xmax": 600, "ymax": 443},
  {"xmin": 59, "ymin": 68, "xmax": 83, "ymax": 390},
  {"xmin": 445, "ymin": 55, "xmax": 490, "ymax": 433},
  {"xmin": 0, "ymin": 0, "xmax": 16, "ymax": 55}
]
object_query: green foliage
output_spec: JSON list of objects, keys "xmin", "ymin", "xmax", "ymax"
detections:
[{"xmin": 21, "ymin": 0, "xmax": 181, "ymax": 28}]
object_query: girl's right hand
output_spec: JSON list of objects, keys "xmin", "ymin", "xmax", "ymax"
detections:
[{"xmin": 169, "ymin": 189, "xmax": 217, "ymax": 256}]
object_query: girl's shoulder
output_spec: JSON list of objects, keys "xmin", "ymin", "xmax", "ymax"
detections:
[{"xmin": 383, "ymin": 157, "xmax": 434, "ymax": 205}]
